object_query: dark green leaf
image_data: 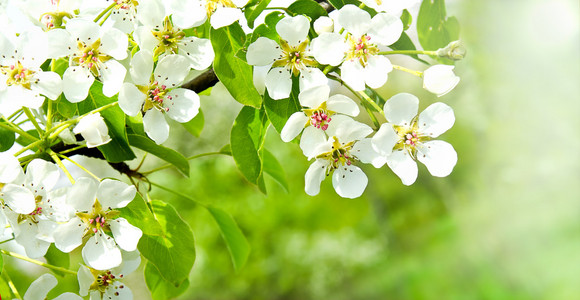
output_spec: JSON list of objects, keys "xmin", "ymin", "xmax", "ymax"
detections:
[
  {"xmin": 219, "ymin": 144, "xmax": 232, "ymax": 155},
  {"xmin": 207, "ymin": 206, "xmax": 251, "ymax": 272},
  {"xmin": 144, "ymin": 262, "xmax": 190, "ymax": 300},
  {"xmin": 181, "ymin": 109, "xmax": 204, "ymax": 137},
  {"xmin": 77, "ymin": 81, "xmax": 135, "ymax": 162},
  {"xmin": 230, "ymin": 106, "xmax": 269, "ymax": 185},
  {"xmin": 44, "ymin": 244, "xmax": 70, "ymax": 277},
  {"xmin": 0, "ymin": 121, "xmax": 15, "ymax": 152},
  {"xmin": 288, "ymin": 0, "xmax": 328, "ymax": 20},
  {"xmin": 138, "ymin": 200, "xmax": 195, "ymax": 287},
  {"xmin": 127, "ymin": 134, "xmax": 190, "ymax": 176},
  {"xmin": 417, "ymin": 0, "xmax": 460, "ymax": 64},
  {"xmin": 119, "ymin": 193, "xmax": 163, "ymax": 236},
  {"xmin": 262, "ymin": 149, "xmax": 289, "ymax": 192},
  {"xmin": 244, "ymin": 0, "xmax": 272, "ymax": 28},
  {"xmin": 326, "ymin": 0, "xmax": 359, "ymax": 10},
  {"xmin": 210, "ymin": 23, "xmax": 262, "ymax": 108},
  {"xmin": 263, "ymin": 79, "xmax": 301, "ymax": 134},
  {"xmin": 264, "ymin": 11, "xmax": 285, "ymax": 28}
]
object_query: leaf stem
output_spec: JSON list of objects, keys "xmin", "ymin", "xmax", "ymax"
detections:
[
  {"xmin": 149, "ymin": 181, "xmax": 207, "ymax": 207},
  {"xmin": 57, "ymin": 153, "xmax": 101, "ymax": 181},
  {"xmin": 0, "ymin": 117, "xmax": 39, "ymax": 142},
  {"xmin": 1, "ymin": 249, "xmax": 77, "ymax": 276},
  {"xmin": 93, "ymin": 2, "xmax": 116, "ymax": 23},
  {"xmin": 392, "ymin": 65, "xmax": 423, "ymax": 77},
  {"xmin": 12, "ymin": 139, "xmax": 46, "ymax": 157},
  {"xmin": 48, "ymin": 150, "xmax": 75, "ymax": 184}
]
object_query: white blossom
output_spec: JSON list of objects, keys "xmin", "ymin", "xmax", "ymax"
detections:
[
  {"xmin": 423, "ymin": 64, "xmax": 460, "ymax": 97},
  {"xmin": 73, "ymin": 112, "xmax": 111, "ymax": 148},
  {"xmin": 24, "ymin": 273, "xmax": 83, "ymax": 300}
]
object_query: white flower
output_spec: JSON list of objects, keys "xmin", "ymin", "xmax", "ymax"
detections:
[
  {"xmin": 73, "ymin": 112, "xmax": 111, "ymax": 148},
  {"xmin": 52, "ymin": 178, "xmax": 141, "ymax": 270},
  {"xmin": 46, "ymin": 18, "xmax": 128, "ymax": 102},
  {"xmin": 313, "ymin": 16, "xmax": 334, "ymax": 34},
  {"xmin": 359, "ymin": 0, "xmax": 420, "ymax": 15},
  {"xmin": 304, "ymin": 118, "xmax": 384, "ymax": 198},
  {"xmin": 18, "ymin": 0, "xmax": 81, "ymax": 30},
  {"xmin": 372, "ymin": 93, "xmax": 457, "ymax": 185},
  {"xmin": 77, "ymin": 250, "xmax": 140, "ymax": 300},
  {"xmin": 24, "ymin": 273, "xmax": 82, "ymax": 300},
  {"xmin": 281, "ymin": 85, "xmax": 360, "ymax": 158},
  {"xmin": 246, "ymin": 15, "xmax": 327, "ymax": 100},
  {"xmin": 0, "ymin": 29, "xmax": 62, "ymax": 115},
  {"xmin": 423, "ymin": 64, "xmax": 460, "ymax": 97},
  {"xmin": 165, "ymin": 0, "xmax": 249, "ymax": 29},
  {"xmin": 310, "ymin": 4, "xmax": 403, "ymax": 91},
  {"xmin": 119, "ymin": 50, "xmax": 200, "ymax": 144}
]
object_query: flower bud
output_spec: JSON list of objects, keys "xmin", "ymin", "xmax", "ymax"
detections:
[
  {"xmin": 423, "ymin": 65, "xmax": 460, "ymax": 97},
  {"xmin": 73, "ymin": 113, "xmax": 111, "ymax": 148},
  {"xmin": 313, "ymin": 17, "xmax": 334, "ymax": 35},
  {"xmin": 436, "ymin": 40, "xmax": 466, "ymax": 61},
  {"xmin": 58, "ymin": 127, "xmax": 77, "ymax": 145}
]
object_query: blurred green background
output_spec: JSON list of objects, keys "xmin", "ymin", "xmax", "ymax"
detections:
[{"xmin": 5, "ymin": 0, "xmax": 579, "ymax": 299}]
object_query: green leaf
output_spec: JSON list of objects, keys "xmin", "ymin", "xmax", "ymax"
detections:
[
  {"xmin": 181, "ymin": 109, "xmax": 204, "ymax": 137},
  {"xmin": 262, "ymin": 149, "xmax": 289, "ymax": 192},
  {"xmin": 264, "ymin": 11, "xmax": 285, "ymax": 28},
  {"xmin": 138, "ymin": 200, "xmax": 195, "ymax": 287},
  {"xmin": 15, "ymin": 129, "xmax": 40, "ymax": 148},
  {"xmin": 119, "ymin": 193, "xmax": 164, "ymax": 236},
  {"xmin": 263, "ymin": 81, "xmax": 301, "ymax": 134},
  {"xmin": 127, "ymin": 134, "xmax": 190, "ymax": 176},
  {"xmin": 244, "ymin": 0, "xmax": 272, "ymax": 28},
  {"xmin": 401, "ymin": 9, "xmax": 412, "ymax": 31},
  {"xmin": 55, "ymin": 95, "xmax": 78, "ymax": 119},
  {"xmin": 219, "ymin": 144, "xmax": 232, "ymax": 155},
  {"xmin": 288, "ymin": 0, "xmax": 328, "ymax": 20},
  {"xmin": 207, "ymin": 206, "xmax": 251, "ymax": 272},
  {"xmin": 230, "ymin": 106, "xmax": 269, "ymax": 185},
  {"xmin": 77, "ymin": 81, "xmax": 135, "ymax": 162},
  {"xmin": 44, "ymin": 244, "xmax": 70, "ymax": 277},
  {"xmin": 417, "ymin": 0, "xmax": 460, "ymax": 64},
  {"xmin": 210, "ymin": 23, "xmax": 262, "ymax": 108},
  {"xmin": 326, "ymin": 0, "xmax": 359, "ymax": 10},
  {"xmin": 0, "ymin": 121, "xmax": 15, "ymax": 152},
  {"xmin": 144, "ymin": 262, "xmax": 190, "ymax": 300}
]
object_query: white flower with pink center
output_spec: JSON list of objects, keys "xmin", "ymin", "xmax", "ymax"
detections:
[
  {"xmin": 119, "ymin": 50, "xmax": 200, "ymax": 144},
  {"xmin": 280, "ymin": 85, "xmax": 360, "ymax": 158},
  {"xmin": 372, "ymin": 93, "xmax": 457, "ymax": 185}
]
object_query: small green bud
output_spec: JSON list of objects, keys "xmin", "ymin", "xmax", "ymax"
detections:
[{"xmin": 436, "ymin": 41, "xmax": 466, "ymax": 61}]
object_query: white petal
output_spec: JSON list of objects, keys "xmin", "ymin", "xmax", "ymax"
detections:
[
  {"xmin": 178, "ymin": 37, "xmax": 214, "ymax": 70},
  {"xmin": 101, "ymin": 60, "xmax": 126, "ymax": 97},
  {"xmin": 368, "ymin": 13, "xmax": 403, "ymax": 46},
  {"xmin": 143, "ymin": 109, "xmax": 169, "ymax": 144},
  {"xmin": 14, "ymin": 223, "xmax": 51, "ymax": 258},
  {"xmin": 155, "ymin": 54, "xmax": 189, "ymax": 88},
  {"xmin": 253, "ymin": 65, "xmax": 269, "ymax": 95},
  {"xmin": 73, "ymin": 113, "xmax": 111, "ymax": 148},
  {"xmin": 304, "ymin": 160, "xmax": 328, "ymax": 196},
  {"xmin": 210, "ymin": 7, "xmax": 242, "ymax": 29},
  {"xmin": 133, "ymin": 26, "xmax": 157, "ymax": 51},
  {"xmin": 53, "ymin": 217, "xmax": 85, "ymax": 253},
  {"xmin": 327, "ymin": 94, "xmax": 359, "ymax": 116},
  {"xmin": 100, "ymin": 27, "xmax": 128, "ymax": 60},
  {"xmin": 110, "ymin": 217, "xmax": 142, "ymax": 251},
  {"xmin": 23, "ymin": 273, "xmax": 57, "ymax": 300},
  {"xmin": 129, "ymin": 50, "xmax": 153, "ymax": 85},
  {"xmin": 36, "ymin": 219, "xmax": 57, "ymax": 243},
  {"xmin": 338, "ymin": 5, "xmax": 371, "ymax": 37},
  {"xmin": 299, "ymin": 68, "xmax": 328, "ymax": 91},
  {"xmin": 232, "ymin": 0, "xmax": 249, "ymax": 7},
  {"xmin": 77, "ymin": 265, "xmax": 93, "ymax": 296},
  {"xmin": 330, "ymin": 118, "xmax": 373, "ymax": 143},
  {"xmin": 423, "ymin": 65, "xmax": 460, "ymax": 96},
  {"xmin": 417, "ymin": 140, "xmax": 457, "ymax": 177},
  {"xmin": 340, "ymin": 60, "xmax": 366, "ymax": 91},
  {"xmin": 2, "ymin": 184, "xmax": 36, "ymax": 214},
  {"xmin": 6, "ymin": 85, "xmax": 44, "ymax": 109},
  {"xmin": 332, "ymin": 165, "xmax": 368, "ymax": 198},
  {"xmin": 45, "ymin": 28, "xmax": 75, "ymax": 59},
  {"xmin": 66, "ymin": 18, "xmax": 100, "ymax": 44},
  {"xmin": 0, "ymin": 153, "xmax": 23, "ymax": 183},
  {"xmin": 418, "ymin": 102, "xmax": 455, "ymax": 138},
  {"xmin": 387, "ymin": 150, "xmax": 418, "ymax": 185},
  {"xmin": 280, "ymin": 112, "xmax": 308, "ymax": 142},
  {"xmin": 119, "ymin": 83, "xmax": 146, "ymax": 117},
  {"xmin": 352, "ymin": 138, "xmax": 387, "ymax": 168},
  {"xmin": 169, "ymin": 0, "xmax": 207, "ymax": 29},
  {"xmin": 105, "ymin": 282, "xmax": 133, "ymax": 300},
  {"xmin": 25, "ymin": 158, "xmax": 60, "ymax": 190},
  {"xmin": 300, "ymin": 125, "xmax": 328, "ymax": 159},
  {"xmin": 31, "ymin": 71, "xmax": 62, "ymax": 100},
  {"xmin": 313, "ymin": 16, "xmax": 335, "ymax": 35},
  {"xmin": 82, "ymin": 232, "xmax": 122, "ymax": 270},
  {"xmin": 166, "ymin": 88, "xmax": 200, "ymax": 123},
  {"xmin": 246, "ymin": 37, "xmax": 280, "ymax": 66},
  {"xmin": 136, "ymin": 0, "xmax": 166, "ymax": 27},
  {"xmin": 371, "ymin": 123, "xmax": 398, "ymax": 156},
  {"xmin": 298, "ymin": 84, "xmax": 330, "ymax": 108},
  {"xmin": 97, "ymin": 179, "xmax": 136, "ymax": 209},
  {"xmin": 311, "ymin": 33, "xmax": 346, "ymax": 66},
  {"xmin": 53, "ymin": 293, "xmax": 83, "ymax": 300},
  {"xmin": 66, "ymin": 177, "xmax": 98, "ymax": 211},
  {"xmin": 115, "ymin": 250, "xmax": 141, "ymax": 275},
  {"xmin": 276, "ymin": 15, "xmax": 310, "ymax": 46},
  {"xmin": 384, "ymin": 93, "xmax": 418, "ymax": 125},
  {"xmin": 364, "ymin": 55, "xmax": 391, "ymax": 89},
  {"xmin": 265, "ymin": 67, "xmax": 292, "ymax": 100},
  {"xmin": 63, "ymin": 66, "xmax": 94, "ymax": 103}
]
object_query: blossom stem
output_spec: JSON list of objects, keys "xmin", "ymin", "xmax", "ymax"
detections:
[
  {"xmin": 48, "ymin": 149, "xmax": 75, "ymax": 184},
  {"xmin": 12, "ymin": 139, "xmax": 46, "ymax": 157},
  {"xmin": 2, "ymin": 271, "xmax": 22, "ymax": 299},
  {"xmin": 0, "ymin": 249, "xmax": 77, "ymax": 276},
  {"xmin": 98, "ymin": 9, "xmax": 113, "ymax": 26},
  {"xmin": 46, "ymin": 59, "xmax": 57, "ymax": 131},
  {"xmin": 47, "ymin": 102, "xmax": 118, "ymax": 139},
  {"xmin": 378, "ymin": 50, "xmax": 438, "ymax": 56},
  {"xmin": 142, "ymin": 151, "xmax": 230, "ymax": 175},
  {"xmin": 59, "ymin": 144, "xmax": 87, "ymax": 155},
  {"xmin": 392, "ymin": 65, "xmax": 423, "ymax": 77},
  {"xmin": 93, "ymin": 2, "xmax": 116, "ymax": 23},
  {"xmin": 23, "ymin": 107, "xmax": 44, "ymax": 136},
  {"xmin": 149, "ymin": 181, "xmax": 207, "ymax": 207},
  {"xmin": 0, "ymin": 117, "xmax": 39, "ymax": 142},
  {"xmin": 7, "ymin": 109, "xmax": 23, "ymax": 121},
  {"xmin": 57, "ymin": 153, "xmax": 101, "ymax": 181}
]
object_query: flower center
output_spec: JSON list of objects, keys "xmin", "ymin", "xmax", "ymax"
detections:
[
  {"xmin": 316, "ymin": 136, "xmax": 356, "ymax": 173},
  {"xmin": 39, "ymin": 11, "xmax": 72, "ymax": 30},
  {"xmin": 72, "ymin": 39, "xmax": 110, "ymax": 77},
  {"xmin": 89, "ymin": 268, "xmax": 126, "ymax": 295},
  {"xmin": 205, "ymin": 0, "xmax": 236, "ymax": 17},
  {"xmin": 76, "ymin": 199, "xmax": 120, "ymax": 236},
  {"xmin": 345, "ymin": 34, "xmax": 379, "ymax": 67},
  {"xmin": 139, "ymin": 80, "xmax": 174, "ymax": 113},
  {"xmin": 1, "ymin": 61, "xmax": 37, "ymax": 89},
  {"xmin": 303, "ymin": 102, "xmax": 335, "ymax": 131},
  {"xmin": 272, "ymin": 39, "xmax": 316, "ymax": 76},
  {"xmin": 114, "ymin": 0, "xmax": 139, "ymax": 10},
  {"xmin": 16, "ymin": 194, "xmax": 45, "ymax": 224},
  {"xmin": 393, "ymin": 121, "xmax": 430, "ymax": 159},
  {"xmin": 152, "ymin": 17, "xmax": 186, "ymax": 58}
]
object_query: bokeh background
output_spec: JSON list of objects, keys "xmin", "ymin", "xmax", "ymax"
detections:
[{"xmin": 3, "ymin": 0, "xmax": 579, "ymax": 299}]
